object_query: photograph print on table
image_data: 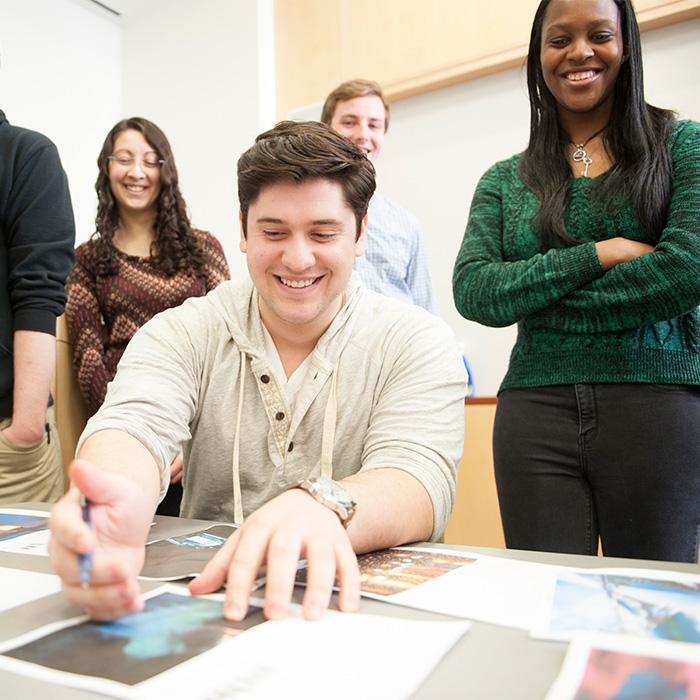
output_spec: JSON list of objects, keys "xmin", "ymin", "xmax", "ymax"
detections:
[
  {"xmin": 0, "ymin": 585, "xmax": 265, "ymax": 698},
  {"xmin": 534, "ymin": 570, "xmax": 700, "ymax": 643},
  {"xmin": 0, "ymin": 509, "xmax": 50, "ymax": 556},
  {"xmin": 545, "ymin": 633, "xmax": 700, "ymax": 700}
]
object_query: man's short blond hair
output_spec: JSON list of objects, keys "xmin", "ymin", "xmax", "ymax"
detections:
[{"xmin": 321, "ymin": 79, "xmax": 390, "ymax": 133}]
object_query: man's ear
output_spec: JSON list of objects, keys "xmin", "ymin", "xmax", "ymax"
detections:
[
  {"xmin": 239, "ymin": 210, "xmax": 247, "ymax": 253},
  {"xmin": 355, "ymin": 214, "xmax": 367, "ymax": 257}
]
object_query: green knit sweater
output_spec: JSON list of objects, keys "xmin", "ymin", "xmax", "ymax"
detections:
[{"xmin": 453, "ymin": 120, "xmax": 700, "ymax": 392}]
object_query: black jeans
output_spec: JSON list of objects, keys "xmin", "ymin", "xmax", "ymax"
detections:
[{"xmin": 493, "ymin": 384, "xmax": 700, "ymax": 563}]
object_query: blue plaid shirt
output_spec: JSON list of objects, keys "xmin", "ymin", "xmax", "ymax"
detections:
[{"xmin": 355, "ymin": 193, "xmax": 440, "ymax": 316}]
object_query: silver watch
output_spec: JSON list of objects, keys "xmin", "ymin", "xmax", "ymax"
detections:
[{"xmin": 293, "ymin": 476, "xmax": 357, "ymax": 527}]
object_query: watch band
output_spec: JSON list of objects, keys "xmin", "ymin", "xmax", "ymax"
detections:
[{"xmin": 291, "ymin": 476, "xmax": 357, "ymax": 527}]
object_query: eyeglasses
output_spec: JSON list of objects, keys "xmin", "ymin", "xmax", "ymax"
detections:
[{"xmin": 108, "ymin": 150, "xmax": 164, "ymax": 169}]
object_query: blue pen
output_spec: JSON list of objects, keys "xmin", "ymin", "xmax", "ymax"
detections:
[{"xmin": 78, "ymin": 494, "xmax": 93, "ymax": 588}]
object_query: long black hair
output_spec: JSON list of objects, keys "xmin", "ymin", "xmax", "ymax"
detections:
[
  {"xmin": 91, "ymin": 117, "xmax": 206, "ymax": 277},
  {"xmin": 520, "ymin": 0, "xmax": 675, "ymax": 248}
]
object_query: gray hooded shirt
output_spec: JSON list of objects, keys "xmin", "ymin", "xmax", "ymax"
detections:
[{"xmin": 81, "ymin": 274, "xmax": 466, "ymax": 539}]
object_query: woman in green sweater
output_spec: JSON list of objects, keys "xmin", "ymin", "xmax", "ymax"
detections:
[{"xmin": 453, "ymin": 0, "xmax": 700, "ymax": 562}]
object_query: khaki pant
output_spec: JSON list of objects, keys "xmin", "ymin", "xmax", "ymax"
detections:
[{"xmin": 0, "ymin": 406, "xmax": 65, "ymax": 504}]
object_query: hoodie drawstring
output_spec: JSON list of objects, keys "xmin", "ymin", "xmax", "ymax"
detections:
[
  {"xmin": 232, "ymin": 351, "xmax": 246, "ymax": 525},
  {"xmin": 320, "ymin": 360, "xmax": 339, "ymax": 479}
]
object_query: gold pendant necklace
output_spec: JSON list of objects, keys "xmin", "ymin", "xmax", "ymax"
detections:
[{"xmin": 570, "ymin": 126, "xmax": 605, "ymax": 178}]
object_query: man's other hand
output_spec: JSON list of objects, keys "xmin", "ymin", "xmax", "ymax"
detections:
[{"xmin": 189, "ymin": 488, "xmax": 360, "ymax": 621}]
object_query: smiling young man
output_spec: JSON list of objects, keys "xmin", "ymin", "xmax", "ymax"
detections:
[
  {"xmin": 48, "ymin": 121, "xmax": 466, "ymax": 623},
  {"xmin": 321, "ymin": 79, "xmax": 440, "ymax": 316}
]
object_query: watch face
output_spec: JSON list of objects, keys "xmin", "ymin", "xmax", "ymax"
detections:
[
  {"xmin": 302, "ymin": 477, "xmax": 357, "ymax": 526},
  {"xmin": 323, "ymin": 478, "xmax": 355, "ymax": 509}
]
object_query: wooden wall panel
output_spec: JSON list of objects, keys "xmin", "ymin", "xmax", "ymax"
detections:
[
  {"xmin": 336, "ymin": 1, "xmax": 539, "ymax": 87},
  {"xmin": 275, "ymin": 0, "xmax": 700, "ymax": 119},
  {"xmin": 53, "ymin": 315, "xmax": 88, "ymax": 477},
  {"xmin": 443, "ymin": 400, "xmax": 505, "ymax": 549},
  {"xmin": 274, "ymin": 0, "xmax": 343, "ymax": 118}
]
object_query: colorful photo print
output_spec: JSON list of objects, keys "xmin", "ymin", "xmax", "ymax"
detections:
[
  {"xmin": 297, "ymin": 548, "xmax": 475, "ymax": 597},
  {"xmin": 141, "ymin": 525, "xmax": 237, "ymax": 580},
  {"xmin": 545, "ymin": 635, "xmax": 700, "ymax": 700},
  {"xmin": 355, "ymin": 549, "xmax": 476, "ymax": 596},
  {"xmin": 574, "ymin": 647, "xmax": 700, "ymax": 700},
  {"xmin": 547, "ymin": 572, "xmax": 700, "ymax": 642},
  {"xmin": 2, "ymin": 590, "xmax": 264, "ymax": 686}
]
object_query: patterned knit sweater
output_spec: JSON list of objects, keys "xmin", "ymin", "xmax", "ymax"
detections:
[
  {"xmin": 66, "ymin": 230, "xmax": 230, "ymax": 415},
  {"xmin": 453, "ymin": 120, "xmax": 700, "ymax": 392}
]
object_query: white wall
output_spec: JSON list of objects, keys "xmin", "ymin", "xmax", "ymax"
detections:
[
  {"xmin": 121, "ymin": 0, "xmax": 272, "ymax": 281},
  {"xmin": 0, "ymin": 0, "xmax": 121, "ymax": 239},
  {"xmin": 0, "ymin": 0, "xmax": 273, "ymax": 283},
  {"xmin": 378, "ymin": 18, "xmax": 700, "ymax": 396}
]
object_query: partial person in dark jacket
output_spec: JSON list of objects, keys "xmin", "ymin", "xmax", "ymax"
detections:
[{"xmin": 0, "ymin": 108, "xmax": 76, "ymax": 503}]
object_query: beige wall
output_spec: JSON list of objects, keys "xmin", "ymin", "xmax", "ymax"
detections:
[{"xmin": 274, "ymin": 0, "xmax": 700, "ymax": 118}]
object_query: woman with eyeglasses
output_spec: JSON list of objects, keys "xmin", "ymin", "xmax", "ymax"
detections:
[
  {"xmin": 453, "ymin": 0, "xmax": 700, "ymax": 562},
  {"xmin": 66, "ymin": 117, "xmax": 230, "ymax": 513}
]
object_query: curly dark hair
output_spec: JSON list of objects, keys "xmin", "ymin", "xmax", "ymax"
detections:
[
  {"xmin": 520, "ymin": 0, "xmax": 675, "ymax": 248},
  {"xmin": 91, "ymin": 117, "xmax": 207, "ymax": 277}
]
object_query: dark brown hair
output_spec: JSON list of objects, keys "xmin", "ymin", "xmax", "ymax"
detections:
[{"xmin": 238, "ymin": 120, "xmax": 376, "ymax": 240}]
